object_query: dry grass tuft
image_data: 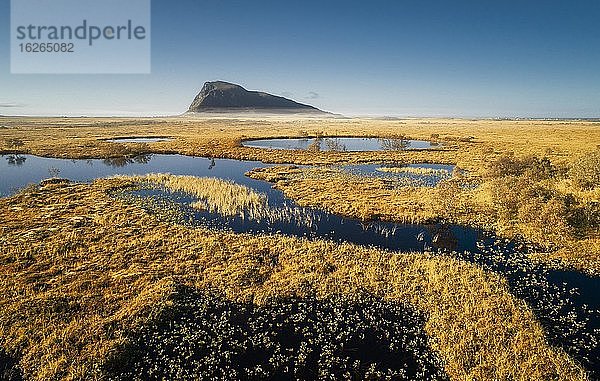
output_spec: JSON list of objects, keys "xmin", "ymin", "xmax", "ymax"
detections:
[{"xmin": 134, "ymin": 173, "xmax": 267, "ymax": 217}]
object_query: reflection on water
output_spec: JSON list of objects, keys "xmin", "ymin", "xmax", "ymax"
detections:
[
  {"xmin": 0, "ymin": 154, "xmax": 273, "ymax": 197},
  {"xmin": 242, "ymin": 137, "xmax": 438, "ymax": 152},
  {"xmin": 103, "ymin": 154, "xmax": 154, "ymax": 168},
  {"xmin": 428, "ymin": 225, "xmax": 459, "ymax": 251},
  {"xmin": 378, "ymin": 137, "xmax": 411, "ymax": 151},
  {"xmin": 5, "ymin": 154, "xmax": 26, "ymax": 166}
]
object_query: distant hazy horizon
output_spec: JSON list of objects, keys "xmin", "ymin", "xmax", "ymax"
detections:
[{"xmin": 1, "ymin": 1, "xmax": 600, "ymax": 118}]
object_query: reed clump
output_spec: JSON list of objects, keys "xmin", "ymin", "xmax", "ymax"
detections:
[
  {"xmin": 135, "ymin": 173, "xmax": 267, "ymax": 217},
  {"xmin": 130, "ymin": 174, "xmax": 326, "ymax": 228}
]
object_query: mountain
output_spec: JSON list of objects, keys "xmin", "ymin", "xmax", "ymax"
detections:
[{"xmin": 187, "ymin": 81, "xmax": 325, "ymax": 113}]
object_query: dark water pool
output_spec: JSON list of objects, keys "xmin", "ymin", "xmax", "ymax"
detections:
[
  {"xmin": 1, "ymin": 153, "xmax": 599, "ymax": 377},
  {"xmin": 122, "ymin": 186, "xmax": 480, "ymax": 254},
  {"xmin": 0, "ymin": 154, "xmax": 263, "ymax": 197},
  {"xmin": 242, "ymin": 137, "xmax": 439, "ymax": 151}
]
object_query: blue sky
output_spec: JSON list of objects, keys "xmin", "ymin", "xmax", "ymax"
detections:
[{"xmin": 1, "ymin": 0, "xmax": 600, "ymax": 117}]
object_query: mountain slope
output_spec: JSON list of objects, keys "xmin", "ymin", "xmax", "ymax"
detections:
[{"xmin": 187, "ymin": 81, "xmax": 324, "ymax": 113}]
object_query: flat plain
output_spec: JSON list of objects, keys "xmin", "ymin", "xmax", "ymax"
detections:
[{"xmin": 1, "ymin": 116, "xmax": 599, "ymax": 380}]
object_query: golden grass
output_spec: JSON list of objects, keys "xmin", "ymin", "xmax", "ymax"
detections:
[
  {"xmin": 248, "ymin": 161, "xmax": 600, "ymax": 275},
  {"xmin": 129, "ymin": 174, "xmax": 320, "ymax": 227},
  {"xmin": 4, "ymin": 114, "xmax": 596, "ymax": 272},
  {"xmin": 0, "ymin": 178, "xmax": 587, "ymax": 380},
  {"xmin": 134, "ymin": 173, "xmax": 267, "ymax": 217},
  {"xmin": 248, "ymin": 165, "xmax": 482, "ymax": 224},
  {"xmin": 0, "ymin": 115, "xmax": 599, "ymax": 377},
  {"xmin": 2, "ymin": 116, "xmax": 600, "ymax": 169}
]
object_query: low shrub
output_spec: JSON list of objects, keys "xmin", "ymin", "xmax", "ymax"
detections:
[
  {"xmin": 487, "ymin": 176, "xmax": 572, "ymax": 242},
  {"xmin": 486, "ymin": 154, "xmax": 557, "ymax": 180},
  {"xmin": 569, "ymin": 150, "xmax": 600, "ymax": 190}
]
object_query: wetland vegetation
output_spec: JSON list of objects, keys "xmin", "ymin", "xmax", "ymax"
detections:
[
  {"xmin": 1, "ymin": 116, "xmax": 600, "ymax": 380},
  {"xmin": 105, "ymin": 290, "xmax": 448, "ymax": 380}
]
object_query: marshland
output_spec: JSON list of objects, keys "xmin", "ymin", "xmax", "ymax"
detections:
[{"xmin": 1, "ymin": 116, "xmax": 600, "ymax": 380}]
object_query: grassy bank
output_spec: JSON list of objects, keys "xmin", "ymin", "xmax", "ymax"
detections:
[{"xmin": 0, "ymin": 178, "xmax": 587, "ymax": 380}]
